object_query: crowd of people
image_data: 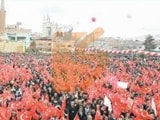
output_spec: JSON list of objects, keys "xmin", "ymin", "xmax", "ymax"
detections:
[{"xmin": 0, "ymin": 52, "xmax": 159, "ymax": 120}]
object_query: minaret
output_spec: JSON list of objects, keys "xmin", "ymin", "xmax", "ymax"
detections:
[{"xmin": 0, "ymin": 0, "xmax": 6, "ymax": 34}]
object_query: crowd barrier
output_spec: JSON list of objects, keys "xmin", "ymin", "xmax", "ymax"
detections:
[{"xmin": 75, "ymin": 48, "xmax": 160, "ymax": 56}]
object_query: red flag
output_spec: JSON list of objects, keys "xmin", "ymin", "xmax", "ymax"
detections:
[
  {"xmin": 95, "ymin": 105, "xmax": 102, "ymax": 120},
  {"xmin": 61, "ymin": 96, "xmax": 66, "ymax": 117},
  {"xmin": 74, "ymin": 113, "xmax": 80, "ymax": 120},
  {"xmin": 0, "ymin": 106, "xmax": 11, "ymax": 119},
  {"xmin": 18, "ymin": 111, "xmax": 32, "ymax": 120}
]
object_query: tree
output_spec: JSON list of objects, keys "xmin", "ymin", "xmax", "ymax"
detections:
[
  {"xmin": 25, "ymin": 40, "xmax": 39, "ymax": 54},
  {"xmin": 143, "ymin": 35, "xmax": 156, "ymax": 51},
  {"xmin": 30, "ymin": 40, "xmax": 36, "ymax": 51}
]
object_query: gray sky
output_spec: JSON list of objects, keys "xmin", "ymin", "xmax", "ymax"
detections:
[{"xmin": 5, "ymin": 0, "xmax": 160, "ymax": 38}]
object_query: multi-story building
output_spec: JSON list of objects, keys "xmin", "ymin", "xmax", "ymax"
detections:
[
  {"xmin": 42, "ymin": 15, "xmax": 74, "ymax": 39},
  {"xmin": 42, "ymin": 15, "xmax": 58, "ymax": 38},
  {"xmin": 6, "ymin": 24, "xmax": 31, "ymax": 48},
  {"xmin": 33, "ymin": 37, "xmax": 52, "ymax": 53},
  {"xmin": 32, "ymin": 32, "xmax": 86, "ymax": 53},
  {"xmin": 0, "ymin": 0, "xmax": 31, "ymax": 51},
  {"xmin": 0, "ymin": 0, "xmax": 5, "ymax": 34}
]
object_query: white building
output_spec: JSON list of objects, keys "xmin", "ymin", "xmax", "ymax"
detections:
[
  {"xmin": 6, "ymin": 24, "xmax": 31, "ymax": 48},
  {"xmin": 42, "ymin": 15, "xmax": 73, "ymax": 38},
  {"xmin": 42, "ymin": 15, "xmax": 58, "ymax": 38}
]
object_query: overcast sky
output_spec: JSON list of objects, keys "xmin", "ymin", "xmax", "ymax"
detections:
[{"xmin": 4, "ymin": 0, "xmax": 160, "ymax": 38}]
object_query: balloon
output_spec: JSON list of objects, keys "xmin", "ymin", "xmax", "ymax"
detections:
[{"xmin": 91, "ymin": 17, "xmax": 96, "ymax": 22}]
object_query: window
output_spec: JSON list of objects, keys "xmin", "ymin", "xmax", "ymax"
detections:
[
  {"xmin": 48, "ymin": 43, "xmax": 51, "ymax": 46},
  {"xmin": 8, "ymin": 36, "xmax": 15, "ymax": 40},
  {"xmin": 68, "ymin": 45, "xmax": 72, "ymax": 47},
  {"xmin": 61, "ymin": 45, "xmax": 65, "ymax": 47},
  {"xmin": 17, "ymin": 37, "xmax": 26, "ymax": 40},
  {"xmin": 38, "ymin": 43, "xmax": 43, "ymax": 46}
]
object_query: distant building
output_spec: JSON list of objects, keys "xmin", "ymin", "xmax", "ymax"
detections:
[
  {"xmin": 42, "ymin": 15, "xmax": 74, "ymax": 39},
  {"xmin": 6, "ymin": 24, "xmax": 31, "ymax": 48},
  {"xmin": 42, "ymin": 15, "xmax": 58, "ymax": 38},
  {"xmin": 0, "ymin": 40, "xmax": 25, "ymax": 53},
  {"xmin": 151, "ymin": 45, "xmax": 160, "ymax": 52},
  {"xmin": 0, "ymin": 0, "xmax": 31, "ymax": 51},
  {"xmin": 33, "ymin": 37, "xmax": 52, "ymax": 53},
  {"xmin": 32, "ymin": 32, "xmax": 87, "ymax": 53},
  {"xmin": 89, "ymin": 37, "xmax": 119, "ymax": 50},
  {"xmin": 0, "ymin": 0, "xmax": 5, "ymax": 34}
]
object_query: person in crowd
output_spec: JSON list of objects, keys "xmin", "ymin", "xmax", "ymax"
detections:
[{"xmin": 0, "ymin": 52, "xmax": 159, "ymax": 119}]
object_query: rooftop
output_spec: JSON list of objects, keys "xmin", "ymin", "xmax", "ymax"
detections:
[{"xmin": 6, "ymin": 28, "xmax": 31, "ymax": 34}]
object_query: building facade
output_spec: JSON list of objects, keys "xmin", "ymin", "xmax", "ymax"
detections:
[
  {"xmin": 0, "ymin": 0, "xmax": 6, "ymax": 34},
  {"xmin": 0, "ymin": 40, "xmax": 25, "ymax": 53},
  {"xmin": 34, "ymin": 38, "xmax": 52, "ymax": 53},
  {"xmin": 32, "ymin": 32, "xmax": 87, "ymax": 53},
  {"xmin": 6, "ymin": 25, "xmax": 31, "ymax": 48},
  {"xmin": 42, "ymin": 15, "xmax": 58, "ymax": 38},
  {"xmin": 42, "ymin": 15, "xmax": 74, "ymax": 39}
]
